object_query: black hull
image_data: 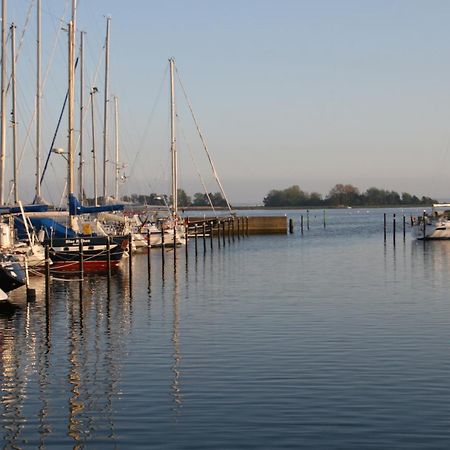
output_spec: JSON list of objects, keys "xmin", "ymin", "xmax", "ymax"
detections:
[
  {"xmin": 44, "ymin": 235, "xmax": 129, "ymax": 272},
  {"xmin": 0, "ymin": 254, "xmax": 27, "ymax": 293}
]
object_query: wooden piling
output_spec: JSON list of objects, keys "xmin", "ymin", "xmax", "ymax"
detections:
[
  {"xmin": 106, "ymin": 236, "xmax": 111, "ymax": 281},
  {"xmin": 79, "ymin": 239, "xmax": 84, "ymax": 300},
  {"xmin": 203, "ymin": 222, "xmax": 207, "ymax": 253},
  {"xmin": 147, "ymin": 229, "xmax": 151, "ymax": 275},
  {"xmin": 289, "ymin": 218, "xmax": 294, "ymax": 234},
  {"xmin": 306, "ymin": 210, "xmax": 310, "ymax": 230},
  {"xmin": 231, "ymin": 218, "xmax": 235, "ymax": 242},
  {"xmin": 161, "ymin": 227, "xmax": 165, "ymax": 265},
  {"xmin": 194, "ymin": 224, "xmax": 198, "ymax": 256},
  {"xmin": 210, "ymin": 221, "xmax": 214, "ymax": 251},
  {"xmin": 393, "ymin": 214, "xmax": 396, "ymax": 246},
  {"xmin": 383, "ymin": 213, "xmax": 387, "ymax": 242},
  {"xmin": 237, "ymin": 217, "xmax": 240, "ymax": 240},
  {"xmin": 301, "ymin": 215, "xmax": 304, "ymax": 234},
  {"xmin": 45, "ymin": 244, "xmax": 50, "ymax": 302},
  {"xmin": 217, "ymin": 220, "xmax": 221, "ymax": 249},
  {"xmin": 128, "ymin": 234, "xmax": 133, "ymax": 289},
  {"xmin": 323, "ymin": 210, "xmax": 326, "ymax": 229},
  {"xmin": 403, "ymin": 215, "xmax": 406, "ymax": 240},
  {"xmin": 222, "ymin": 221, "xmax": 226, "ymax": 246}
]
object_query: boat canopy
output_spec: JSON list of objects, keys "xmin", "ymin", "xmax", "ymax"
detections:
[{"xmin": 69, "ymin": 194, "xmax": 124, "ymax": 215}]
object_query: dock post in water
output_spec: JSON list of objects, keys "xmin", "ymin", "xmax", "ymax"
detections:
[
  {"xmin": 422, "ymin": 211, "xmax": 426, "ymax": 240},
  {"xmin": 289, "ymin": 218, "xmax": 294, "ymax": 234},
  {"xmin": 210, "ymin": 221, "xmax": 214, "ymax": 251},
  {"xmin": 301, "ymin": 215, "xmax": 304, "ymax": 234},
  {"xmin": 203, "ymin": 222, "xmax": 207, "ymax": 253},
  {"xmin": 106, "ymin": 236, "xmax": 111, "ymax": 282},
  {"xmin": 194, "ymin": 224, "xmax": 198, "ymax": 256},
  {"xmin": 147, "ymin": 229, "xmax": 151, "ymax": 275},
  {"xmin": 128, "ymin": 234, "xmax": 133, "ymax": 289},
  {"xmin": 323, "ymin": 210, "xmax": 326, "ymax": 229},
  {"xmin": 306, "ymin": 210, "xmax": 310, "ymax": 230},
  {"xmin": 383, "ymin": 213, "xmax": 387, "ymax": 242},
  {"xmin": 79, "ymin": 239, "xmax": 84, "ymax": 299},
  {"xmin": 246, "ymin": 217, "xmax": 249, "ymax": 237},
  {"xmin": 393, "ymin": 214, "xmax": 396, "ymax": 246},
  {"xmin": 231, "ymin": 218, "xmax": 235, "ymax": 242},
  {"xmin": 45, "ymin": 244, "xmax": 50, "ymax": 302},
  {"xmin": 222, "ymin": 221, "xmax": 226, "ymax": 246},
  {"xmin": 185, "ymin": 222, "xmax": 189, "ymax": 259},
  {"xmin": 161, "ymin": 227, "xmax": 165, "ymax": 266},
  {"xmin": 237, "ymin": 217, "xmax": 240, "ymax": 240},
  {"xmin": 403, "ymin": 215, "xmax": 406, "ymax": 241},
  {"xmin": 217, "ymin": 220, "xmax": 221, "ymax": 249}
]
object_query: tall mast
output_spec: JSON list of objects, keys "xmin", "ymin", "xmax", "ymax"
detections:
[
  {"xmin": 0, "ymin": 0, "xmax": 7, "ymax": 205},
  {"xmin": 35, "ymin": 0, "xmax": 41, "ymax": 200},
  {"xmin": 169, "ymin": 58, "xmax": 177, "ymax": 217},
  {"xmin": 78, "ymin": 30, "xmax": 84, "ymax": 203},
  {"xmin": 68, "ymin": 20, "xmax": 75, "ymax": 220},
  {"xmin": 102, "ymin": 16, "xmax": 111, "ymax": 202},
  {"xmin": 10, "ymin": 23, "xmax": 17, "ymax": 204},
  {"xmin": 114, "ymin": 95, "xmax": 119, "ymax": 200},
  {"xmin": 91, "ymin": 88, "xmax": 98, "ymax": 206}
]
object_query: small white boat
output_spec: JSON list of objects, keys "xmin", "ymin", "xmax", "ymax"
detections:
[{"xmin": 411, "ymin": 204, "xmax": 450, "ymax": 240}]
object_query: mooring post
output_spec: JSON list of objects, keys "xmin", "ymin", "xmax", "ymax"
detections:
[
  {"xmin": 203, "ymin": 222, "xmax": 207, "ymax": 253},
  {"xmin": 147, "ymin": 229, "xmax": 151, "ymax": 276},
  {"xmin": 194, "ymin": 224, "xmax": 198, "ymax": 256},
  {"xmin": 237, "ymin": 217, "xmax": 240, "ymax": 240},
  {"xmin": 422, "ymin": 211, "xmax": 426, "ymax": 240},
  {"xmin": 106, "ymin": 236, "xmax": 111, "ymax": 282},
  {"xmin": 128, "ymin": 234, "xmax": 133, "ymax": 289},
  {"xmin": 246, "ymin": 217, "xmax": 249, "ymax": 237},
  {"xmin": 217, "ymin": 220, "xmax": 221, "ymax": 249},
  {"xmin": 231, "ymin": 218, "xmax": 235, "ymax": 242},
  {"xmin": 306, "ymin": 209, "xmax": 310, "ymax": 230},
  {"xmin": 393, "ymin": 214, "xmax": 396, "ymax": 246},
  {"xmin": 383, "ymin": 213, "xmax": 387, "ymax": 242},
  {"xmin": 289, "ymin": 218, "xmax": 294, "ymax": 234},
  {"xmin": 161, "ymin": 227, "xmax": 165, "ymax": 266},
  {"xmin": 323, "ymin": 210, "xmax": 326, "ymax": 229},
  {"xmin": 222, "ymin": 221, "xmax": 226, "ymax": 246},
  {"xmin": 403, "ymin": 215, "xmax": 406, "ymax": 241},
  {"xmin": 79, "ymin": 239, "xmax": 84, "ymax": 300},
  {"xmin": 45, "ymin": 244, "xmax": 50, "ymax": 302},
  {"xmin": 210, "ymin": 221, "xmax": 214, "ymax": 251},
  {"xmin": 185, "ymin": 221, "xmax": 189, "ymax": 259},
  {"xmin": 301, "ymin": 215, "xmax": 304, "ymax": 234},
  {"xmin": 227, "ymin": 219, "xmax": 231, "ymax": 244}
]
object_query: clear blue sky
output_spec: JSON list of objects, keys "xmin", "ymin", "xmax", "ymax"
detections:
[{"xmin": 9, "ymin": 0, "xmax": 450, "ymax": 204}]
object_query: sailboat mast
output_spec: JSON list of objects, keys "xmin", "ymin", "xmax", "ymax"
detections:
[
  {"xmin": 79, "ymin": 30, "xmax": 84, "ymax": 203},
  {"xmin": 35, "ymin": 0, "xmax": 41, "ymax": 201},
  {"xmin": 102, "ymin": 16, "xmax": 111, "ymax": 202},
  {"xmin": 10, "ymin": 23, "xmax": 18, "ymax": 204},
  {"xmin": 114, "ymin": 95, "xmax": 119, "ymax": 200},
  {"xmin": 0, "ymin": 0, "xmax": 6, "ymax": 205},
  {"xmin": 90, "ymin": 88, "xmax": 98, "ymax": 206},
  {"xmin": 68, "ymin": 20, "xmax": 75, "ymax": 203},
  {"xmin": 169, "ymin": 58, "xmax": 177, "ymax": 217}
]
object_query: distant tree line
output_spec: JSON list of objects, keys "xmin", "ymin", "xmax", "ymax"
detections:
[
  {"xmin": 263, "ymin": 184, "xmax": 436, "ymax": 207},
  {"xmin": 121, "ymin": 189, "xmax": 228, "ymax": 207}
]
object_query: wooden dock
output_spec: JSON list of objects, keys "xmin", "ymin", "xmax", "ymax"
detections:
[{"xmin": 187, "ymin": 216, "xmax": 287, "ymax": 235}]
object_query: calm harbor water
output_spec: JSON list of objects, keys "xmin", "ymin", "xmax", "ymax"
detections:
[{"xmin": 2, "ymin": 207, "xmax": 450, "ymax": 449}]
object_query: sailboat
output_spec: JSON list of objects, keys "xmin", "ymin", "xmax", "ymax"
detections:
[
  {"xmin": 41, "ymin": 19, "xmax": 128, "ymax": 271},
  {"xmin": 411, "ymin": 204, "xmax": 450, "ymax": 240}
]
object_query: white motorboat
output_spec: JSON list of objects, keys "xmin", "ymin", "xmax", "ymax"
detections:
[{"xmin": 411, "ymin": 204, "xmax": 450, "ymax": 240}]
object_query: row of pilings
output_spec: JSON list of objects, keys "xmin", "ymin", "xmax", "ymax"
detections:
[{"xmin": 40, "ymin": 216, "xmax": 251, "ymax": 305}]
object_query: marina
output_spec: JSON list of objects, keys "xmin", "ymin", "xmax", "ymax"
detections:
[{"xmin": 2, "ymin": 208, "xmax": 450, "ymax": 448}]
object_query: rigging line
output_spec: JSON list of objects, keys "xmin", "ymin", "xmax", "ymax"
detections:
[
  {"xmin": 175, "ymin": 67, "xmax": 233, "ymax": 213},
  {"xmin": 16, "ymin": 0, "xmax": 71, "ymax": 186},
  {"xmin": 6, "ymin": 0, "xmax": 35, "ymax": 94},
  {"xmin": 178, "ymin": 123, "xmax": 217, "ymax": 216},
  {"xmin": 128, "ymin": 64, "xmax": 169, "ymax": 179}
]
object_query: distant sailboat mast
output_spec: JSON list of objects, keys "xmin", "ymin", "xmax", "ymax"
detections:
[
  {"xmin": 10, "ymin": 23, "xmax": 18, "ymax": 204},
  {"xmin": 35, "ymin": 0, "xmax": 41, "ymax": 201},
  {"xmin": 169, "ymin": 57, "xmax": 178, "ymax": 217},
  {"xmin": 102, "ymin": 16, "xmax": 111, "ymax": 202},
  {"xmin": 0, "ymin": 0, "xmax": 7, "ymax": 205}
]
